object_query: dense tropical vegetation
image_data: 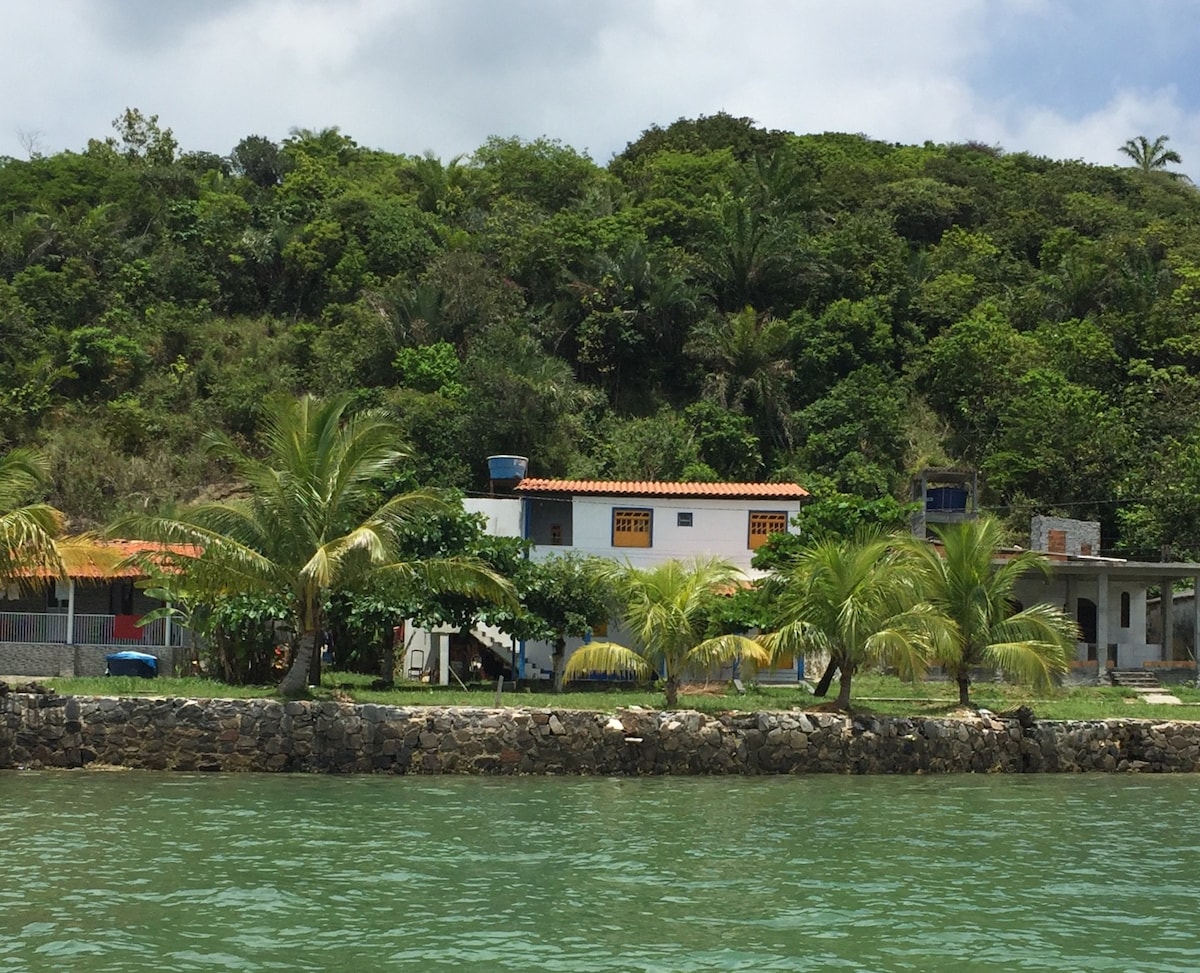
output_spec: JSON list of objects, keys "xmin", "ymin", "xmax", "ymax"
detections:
[
  {"xmin": 115, "ymin": 394, "xmax": 513, "ymax": 693},
  {"xmin": 2, "ymin": 111, "xmax": 1199, "ymax": 565},
  {"xmin": 6, "ymin": 111, "xmax": 1200, "ymax": 702}
]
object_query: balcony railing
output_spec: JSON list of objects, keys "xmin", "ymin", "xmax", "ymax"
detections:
[{"xmin": 0, "ymin": 612, "xmax": 188, "ymax": 647}]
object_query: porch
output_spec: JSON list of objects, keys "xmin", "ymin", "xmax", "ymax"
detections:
[
  {"xmin": 0, "ymin": 611, "xmax": 186, "ymax": 648},
  {"xmin": 0, "ymin": 576, "xmax": 190, "ymax": 677}
]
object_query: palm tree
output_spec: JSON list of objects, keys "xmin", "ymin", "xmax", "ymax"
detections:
[
  {"xmin": 117, "ymin": 394, "xmax": 513, "ymax": 695},
  {"xmin": 0, "ymin": 448, "xmax": 70, "ymax": 584},
  {"xmin": 760, "ymin": 532, "xmax": 939, "ymax": 710},
  {"xmin": 1118, "ymin": 135, "xmax": 1183, "ymax": 176},
  {"xmin": 909, "ymin": 517, "xmax": 1075, "ymax": 707},
  {"xmin": 685, "ymin": 306, "xmax": 796, "ymax": 450},
  {"xmin": 563, "ymin": 557, "xmax": 771, "ymax": 708}
]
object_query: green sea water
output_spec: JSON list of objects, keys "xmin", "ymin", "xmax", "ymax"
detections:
[{"xmin": 1, "ymin": 771, "xmax": 1198, "ymax": 972}]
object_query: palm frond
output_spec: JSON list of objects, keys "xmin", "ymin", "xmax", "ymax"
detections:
[
  {"xmin": 982, "ymin": 638, "xmax": 1071, "ymax": 689},
  {"xmin": 564, "ymin": 641, "xmax": 651, "ymax": 680},
  {"xmin": 376, "ymin": 556, "xmax": 516, "ymax": 608},
  {"xmin": 686, "ymin": 633, "xmax": 772, "ymax": 669}
]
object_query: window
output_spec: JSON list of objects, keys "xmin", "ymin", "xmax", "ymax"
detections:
[
  {"xmin": 612, "ymin": 508, "xmax": 652, "ymax": 548},
  {"xmin": 748, "ymin": 511, "xmax": 788, "ymax": 549},
  {"xmin": 677, "ymin": 512, "xmax": 693, "ymax": 527},
  {"xmin": 46, "ymin": 580, "xmax": 70, "ymax": 611},
  {"xmin": 1120, "ymin": 592, "xmax": 1130, "ymax": 629},
  {"xmin": 549, "ymin": 523, "xmax": 564, "ymax": 545}
]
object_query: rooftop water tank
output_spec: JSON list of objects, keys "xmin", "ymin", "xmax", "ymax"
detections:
[{"xmin": 487, "ymin": 455, "xmax": 528, "ymax": 493}]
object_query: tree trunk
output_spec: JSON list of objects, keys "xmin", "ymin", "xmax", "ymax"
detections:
[
  {"xmin": 307, "ymin": 632, "xmax": 323, "ymax": 685},
  {"xmin": 813, "ymin": 658, "xmax": 838, "ymax": 697},
  {"xmin": 957, "ymin": 672, "xmax": 972, "ymax": 708},
  {"xmin": 217, "ymin": 635, "xmax": 234, "ymax": 684},
  {"xmin": 552, "ymin": 635, "xmax": 566, "ymax": 693},
  {"xmin": 835, "ymin": 666, "xmax": 853, "ymax": 710},
  {"xmin": 664, "ymin": 676, "xmax": 679, "ymax": 709},
  {"xmin": 278, "ymin": 631, "xmax": 316, "ymax": 696},
  {"xmin": 379, "ymin": 632, "xmax": 395, "ymax": 687}
]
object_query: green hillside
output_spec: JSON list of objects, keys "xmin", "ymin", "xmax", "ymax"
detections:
[{"xmin": 2, "ymin": 110, "xmax": 1198, "ymax": 556}]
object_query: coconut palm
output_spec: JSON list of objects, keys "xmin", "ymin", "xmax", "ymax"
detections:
[
  {"xmin": 0, "ymin": 447, "xmax": 70, "ymax": 584},
  {"xmin": 1118, "ymin": 135, "xmax": 1183, "ymax": 176},
  {"xmin": 564, "ymin": 556, "xmax": 771, "ymax": 708},
  {"xmin": 685, "ymin": 305, "xmax": 796, "ymax": 450},
  {"xmin": 0, "ymin": 448, "xmax": 118, "ymax": 595},
  {"xmin": 117, "ymin": 394, "xmax": 513, "ymax": 695},
  {"xmin": 909, "ymin": 517, "xmax": 1075, "ymax": 707},
  {"xmin": 760, "ymin": 531, "xmax": 941, "ymax": 709}
]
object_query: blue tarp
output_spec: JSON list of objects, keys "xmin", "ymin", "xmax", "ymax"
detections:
[{"xmin": 105, "ymin": 651, "xmax": 158, "ymax": 677}]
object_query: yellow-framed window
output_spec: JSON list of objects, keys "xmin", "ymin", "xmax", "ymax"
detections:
[
  {"xmin": 612, "ymin": 508, "xmax": 653, "ymax": 548},
  {"xmin": 748, "ymin": 511, "xmax": 788, "ymax": 549}
]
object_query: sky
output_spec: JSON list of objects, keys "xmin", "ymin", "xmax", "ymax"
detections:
[{"xmin": 2, "ymin": 0, "xmax": 1200, "ymax": 178}]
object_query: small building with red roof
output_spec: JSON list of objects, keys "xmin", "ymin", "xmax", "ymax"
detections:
[{"xmin": 0, "ymin": 540, "xmax": 193, "ymax": 678}]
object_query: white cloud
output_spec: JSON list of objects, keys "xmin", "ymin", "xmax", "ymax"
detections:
[
  {"xmin": 0, "ymin": 0, "xmax": 1195, "ymax": 182},
  {"xmin": 976, "ymin": 87, "xmax": 1199, "ymax": 180}
]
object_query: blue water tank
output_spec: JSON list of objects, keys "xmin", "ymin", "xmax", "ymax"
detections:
[
  {"xmin": 926, "ymin": 486, "xmax": 968, "ymax": 512},
  {"xmin": 487, "ymin": 455, "xmax": 529, "ymax": 483}
]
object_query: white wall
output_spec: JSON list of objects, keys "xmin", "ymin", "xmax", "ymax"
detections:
[
  {"xmin": 544, "ymin": 495, "xmax": 801, "ymax": 575},
  {"xmin": 1014, "ymin": 574, "xmax": 1154, "ymax": 664},
  {"xmin": 462, "ymin": 497, "xmax": 523, "ymax": 538}
]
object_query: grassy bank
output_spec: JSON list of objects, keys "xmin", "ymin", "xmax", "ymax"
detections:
[{"xmin": 25, "ymin": 671, "xmax": 1200, "ymax": 722}]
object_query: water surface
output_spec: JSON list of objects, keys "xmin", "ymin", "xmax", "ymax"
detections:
[{"xmin": 1, "ymin": 772, "xmax": 1197, "ymax": 972}]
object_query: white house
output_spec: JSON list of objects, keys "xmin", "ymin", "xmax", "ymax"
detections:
[
  {"xmin": 406, "ymin": 471, "xmax": 809, "ymax": 685},
  {"xmin": 513, "ymin": 478, "xmax": 808, "ymax": 574}
]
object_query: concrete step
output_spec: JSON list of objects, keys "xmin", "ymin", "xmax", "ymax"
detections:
[{"xmin": 1109, "ymin": 669, "xmax": 1163, "ymax": 690}]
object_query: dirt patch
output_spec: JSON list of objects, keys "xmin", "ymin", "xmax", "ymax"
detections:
[{"xmin": 678, "ymin": 683, "xmax": 730, "ymax": 697}]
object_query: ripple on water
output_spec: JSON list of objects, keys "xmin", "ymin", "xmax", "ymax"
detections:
[{"xmin": 2, "ymin": 772, "xmax": 1200, "ymax": 972}]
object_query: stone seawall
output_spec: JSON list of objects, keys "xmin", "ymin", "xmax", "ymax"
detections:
[{"xmin": 2, "ymin": 693, "xmax": 1199, "ymax": 774}]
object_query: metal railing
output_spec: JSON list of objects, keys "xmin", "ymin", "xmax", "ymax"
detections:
[
  {"xmin": 0, "ymin": 612, "xmax": 188, "ymax": 647},
  {"xmin": 0, "ymin": 612, "xmax": 67, "ymax": 644}
]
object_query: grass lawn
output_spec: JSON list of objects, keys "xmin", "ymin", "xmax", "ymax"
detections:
[{"xmin": 27, "ymin": 670, "xmax": 1200, "ymax": 722}]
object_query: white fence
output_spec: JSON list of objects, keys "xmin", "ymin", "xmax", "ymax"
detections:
[{"xmin": 0, "ymin": 612, "xmax": 188, "ymax": 647}]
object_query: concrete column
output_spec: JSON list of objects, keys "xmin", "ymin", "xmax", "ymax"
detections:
[
  {"xmin": 1063, "ymin": 577, "xmax": 1082, "ymax": 666},
  {"xmin": 164, "ymin": 601, "xmax": 173, "ymax": 650},
  {"xmin": 1096, "ymin": 573, "xmax": 1110, "ymax": 683},
  {"xmin": 438, "ymin": 633, "xmax": 449, "ymax": 686},
  {"xmin": 66, "ymin": 579, "xmax": 76, "ymax": 646},
  {"xmin": 1161, "ymin": 578, "xmax": 1174, "ymax": 662},
  {"xmin": 1192, "ymin": 584, "xmax": 1200, "ymax": 688}
]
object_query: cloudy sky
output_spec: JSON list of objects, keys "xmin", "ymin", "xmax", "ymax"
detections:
[{"xmin": 3, "ymin": 0, "xmax": 1199, "ymax": 177}]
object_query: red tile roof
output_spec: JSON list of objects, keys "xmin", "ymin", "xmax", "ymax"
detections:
[
  {"xmin": 81, "ymin": 540, "xmax": 200, "ymax": 579},
  {"xmin": 514, "ymin": 479, "xmax": 809, "ymax": 500},
  {"xmin": 16, "ymin": 540, "xmax": 200, "ymax": 580}
]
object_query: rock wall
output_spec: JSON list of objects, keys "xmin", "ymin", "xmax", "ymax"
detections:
[{"xmin": 2, "ymin": 693, "xmax": 1199, "ymax": 774}]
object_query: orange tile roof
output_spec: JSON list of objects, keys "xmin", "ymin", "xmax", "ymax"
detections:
[
  {"xmin": 16, "ymin": 540, "xmax": 200, "ymax": 580},
  {"xmin": 84, "ymin": 540, "xmax": 200, "ymax": 579},
  {"xmin": 514, "ymin": 479, "xmax": 809, "ymax": 500}
]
